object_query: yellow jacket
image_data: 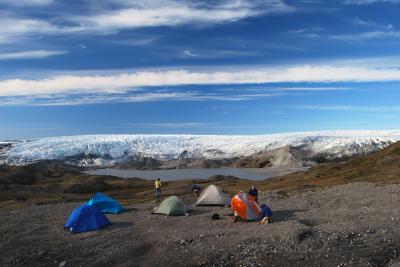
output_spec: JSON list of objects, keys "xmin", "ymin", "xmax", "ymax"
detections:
[{"xmin": 155, "ymin": 180, "xmax": 161, "ymax": 189}]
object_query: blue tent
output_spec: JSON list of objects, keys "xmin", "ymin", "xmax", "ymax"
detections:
[
  {"xmin": 86, "ymin": 192, "xmax": 124, "ymax": 214},
  {"xmin": 65, "ymin": 205, "xmax": 110, "ymax": 233}
]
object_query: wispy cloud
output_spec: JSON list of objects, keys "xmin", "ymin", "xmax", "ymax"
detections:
[
  {"xmin": 0, "ymin": 18, "xmax": 85, "ymax": 43},
  {"xmin": 287, "ymin": 27, "xmax": 322, "ymax": 38},
  {"xmin": 330, "ymin": 30, "xmax": 400, "ymax": 41},
  {"xmin": 2, "ymin": 65, "xmax": 400, "ymax": 97},
  {"xmin": 294, "ymin": 105, "xmax": 400, "ymax": 112},
  {"xmin": 0, "ymin": 89, "xmax": 281, "ymax": 106},
  {"xmin": 289, "ymin": 22, "xmax": 400, "ymax": 42},
  {"xmin": 268, "ymin": 86, "xmax": 351, "ymax": 92},
  {"xmin": 115, "ymin": 37, "xmax": 157, "ymax": 46},
  {"xmin": 329, "ymin": 56, "xmax": 400, "ymax": 68},
  {"xmin": 223, "ymin": 86, "xmax": 351, "ymax": 94},
  {"xmin": 0, "ymin": 0, "xmax": 294, "ymax": 43},
  {"xmin": 183, "ymin": 49, "xmax": 198, "ymax": 57},
  {"xmin": 1, "ymin": 0, "xmax": 53, "ymax": 6},
  {"xmin": 180, "ymin": 48, "xmax": 255, "ymax": 59},
  {"xmin": 344, "ymin": 0, "xmax": 400, "ymax": 4},
  {"xmin": 77, "ymin": 0, "xmax": 294, "ymax": 30},
  {"xmin": 0, "ymin": 50, "xmax": 67, "ymax": 60},
  {"xmin": 353, "ymin": 17, "xmax": 393, "ymax": 30},
  {"xmin": 124, "ymin": 122, "xmax": 216, "ymax": 128}
]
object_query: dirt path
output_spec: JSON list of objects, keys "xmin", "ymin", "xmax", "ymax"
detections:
[{"xmin": 1, "ymin": 182, "xmax": 400, "ymax": 267}]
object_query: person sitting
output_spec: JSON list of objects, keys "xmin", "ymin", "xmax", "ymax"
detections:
[
  {"xmin": 248, "ymin": 185, "xmax": 259, "ymax": 203},
  {"xmin": 259, "ymin": 204, "xmax": 272, "ymax": 224},
  {"xmin": 191, "ymin": 184, "xmax": 202, "ymax": 197}
]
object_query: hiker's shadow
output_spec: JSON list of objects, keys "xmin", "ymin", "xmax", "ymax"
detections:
[{"xmin": 272, "ymin": 209, "xmax": 305, "ymax": 223}]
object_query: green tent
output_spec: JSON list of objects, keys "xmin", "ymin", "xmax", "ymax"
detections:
[{"xmin": 153, "ymin": 196, "xmax": 189, "ymax": 215}]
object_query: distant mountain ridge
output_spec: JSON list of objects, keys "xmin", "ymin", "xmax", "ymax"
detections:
[
  {"xmin": 1, "ymin": 130, "xmax": 400, "ymax": 168},
  {"xmin": 262, "ymin": 140, "xmax": 400, "ymax": 192}
]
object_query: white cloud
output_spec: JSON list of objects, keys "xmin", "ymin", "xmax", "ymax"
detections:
[
  {"xmin": 3, "ymin": 65, "xmax": 400, "ymax": 97},
  {"xmin": 0, "ymin": 50, "xmax": 67, "ymax": 60}
]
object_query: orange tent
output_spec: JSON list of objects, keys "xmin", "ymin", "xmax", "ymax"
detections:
[{"xmin": 231, "ymin": 192, "xmax": 261, "ymax": 221}]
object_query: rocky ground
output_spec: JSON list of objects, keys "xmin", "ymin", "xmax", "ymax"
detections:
[{"xmin": 2, "ymin": 182, "xmax": 400, "ymax": 267}]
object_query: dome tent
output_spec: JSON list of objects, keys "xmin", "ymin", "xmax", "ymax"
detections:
[
  {"xmin": 195, "ymin": 184, "xmax": 231, "ymax": 206},
  {"xmin": 65, "ymin": 205, "xmax": 110, "ymax": 233},
  {"xmin": 153, "ymin": 196, "xmax": 189, "ymax": 215},
  {"xmin": 86, "ymin": 192, "xmax": 124, "ymax": 214},
  {"xmin": 231, "ymin": 192, "xmax": 261, "ymax": 221}
]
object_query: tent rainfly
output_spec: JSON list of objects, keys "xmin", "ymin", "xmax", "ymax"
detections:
[
  {"xmin": 231, "ymin": 192, "xmax": 261, "ymax": 221},
  {"xmin": 65, "ymin": 204, "xmax": 110, "ymax": 233},
  {"xmin": 153, "ymin": 196, "xmax": 189, "ymax": 215},
  {"xmin": 86, "ymin": 192, "xmax": 124, "ymax": 214},
  {"xmin": 195, "ymin": 184, "xmax": 231, "ymax": 206}
]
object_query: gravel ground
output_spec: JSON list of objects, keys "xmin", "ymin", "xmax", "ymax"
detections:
[{"xmin": 1, "ymin": 182, "xmax": 400, "ymax": 267}]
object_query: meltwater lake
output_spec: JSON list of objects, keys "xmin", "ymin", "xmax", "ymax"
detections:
[{"xmin": 86, "ymin": 167, "xmax": 305, "ymax": 181}]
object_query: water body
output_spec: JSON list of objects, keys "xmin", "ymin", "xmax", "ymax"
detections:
[{"xmin": 86, "ymin": 167, "xmax": 305, "ymax": 181}]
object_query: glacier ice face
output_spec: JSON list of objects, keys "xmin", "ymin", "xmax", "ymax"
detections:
[{"xmin": 2, "ymin": 130, "xmax": 400, "ymax": 167}]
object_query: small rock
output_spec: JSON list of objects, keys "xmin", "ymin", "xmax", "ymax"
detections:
[
  {"xmin": 59, "ymin": 261, "xmax": 67, "ymax": 267},
  {"xmin": 36, "ymin": 250, "xmax": 46, "ymax": 257}
]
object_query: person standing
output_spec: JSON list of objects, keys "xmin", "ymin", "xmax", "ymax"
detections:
[{"xmin": 155, "ymin": 178, "xmax": 162, "ymax": 200}]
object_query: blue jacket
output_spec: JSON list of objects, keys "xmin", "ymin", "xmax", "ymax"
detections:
[{"xmin": 260, "ymin": 204, "xmax": 272, "ymax": 218}]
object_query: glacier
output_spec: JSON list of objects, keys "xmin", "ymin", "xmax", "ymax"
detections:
[{"xmin": 1, "ymin": 130, "xmax": 400, "ymax": 167}]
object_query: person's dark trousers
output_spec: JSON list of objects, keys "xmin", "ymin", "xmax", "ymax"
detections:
[{"xmin": 156, "ymin": 188, "xmax": 161, "ymax": 200}]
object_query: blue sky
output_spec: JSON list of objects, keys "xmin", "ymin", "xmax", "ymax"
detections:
[{"xmin": 1, "ymin": 0, "xmax": 400, "ymax": 140}]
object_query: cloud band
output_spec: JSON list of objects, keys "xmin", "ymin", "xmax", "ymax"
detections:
[{"xmin": 2, "ymin": 65, "xmax": 400, "ymax": 97}]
